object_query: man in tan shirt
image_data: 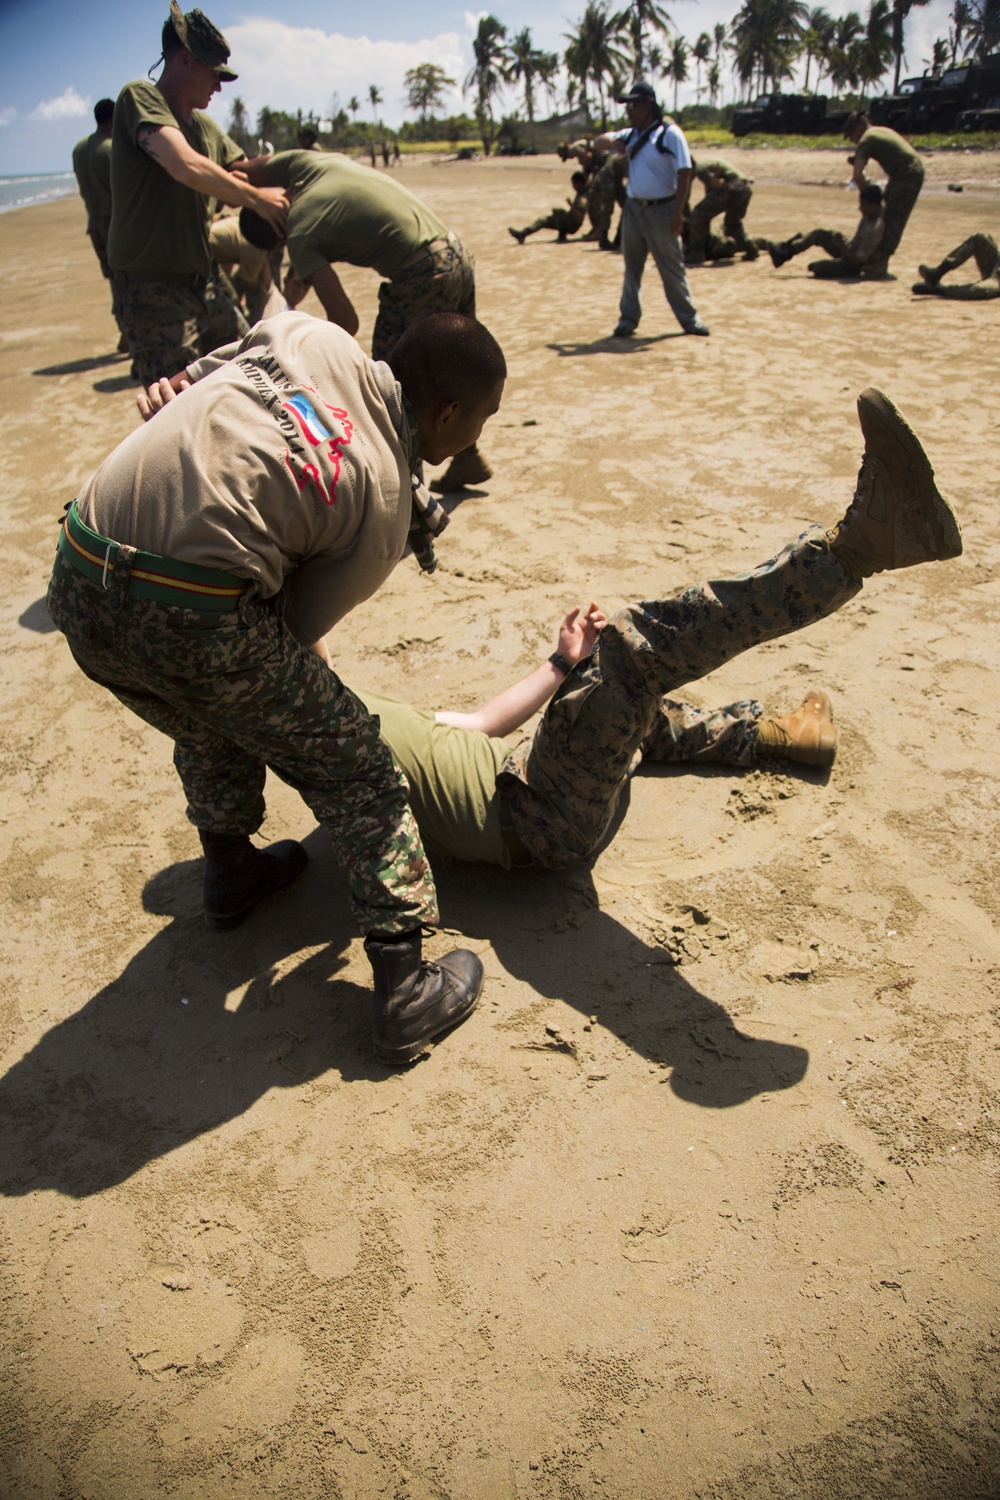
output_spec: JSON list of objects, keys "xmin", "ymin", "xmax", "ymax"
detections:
[{"xmin": 47, "ymin": 311, "xmax": 506, "ymax": 1066}]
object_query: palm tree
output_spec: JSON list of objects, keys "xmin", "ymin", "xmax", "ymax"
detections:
[
  {"xmin": 622, "ymin": 0, "xmax": 673, "ymax": 78},
  {"xmin": 855, "ymin": 0, "xmax": 895, "ymax": 97},
  {"xmin": 665, "ymin": 33, "xmax": 689, "ymax": 110},
  {"xmin": 506, "ymin": 27, "xmax": 544, "ymax": 137},
  {"xmin": 367, "ymin": 83, "xmax": 383, "ymax": 130},
  {"xmin": 404, "ymin": 64, "xmax": 455, "ymax": 123},
  {"xmin": 226, "ymin": 96, "xmax": 252, "ymax": 154},
  {"xmin": 564, "ymin": 3, "xmax": 630, "ymax": 128},
  {"xmin": 730, "ymin": 0, "xmax": 807, "ymax": 96},
  {"xmin": 926, "ymin": 34, "xmax": 950, "ymax": 68},
  {"xmin": 965, "ymin": 0, "xmax": 1000, "ymax": 58},
  {"xmin": 464, "ymin": 14, "xmax": 507, "ymax": 154},
  {"xmin": 890, "ymin": 0, "xmax": 932, "ymax": 92},
  {"xmin": 536, "ymin": 51, "xmax": 562, "ymax": 116},
  {"xmin": 714, "ymin": 21, "xmax": 729, "ymax": 101},
  {"xmin": 647, "ymin": 41, "xmax": 665, "ymax": 85},
  {"xmin": 949, "ymin": 0, "xmax": 973, "ymax": 61},
  {"xmin": 825, "ymin": 10, "xmax": 863, "ymax": 90},
  {"xmin": 801, "ymin": 7, "xmax": 834, "ymax": 91},
  {"xmin": 692, "ymin": 31, "xmax": 712, "ymax": 96},
  {"xmin": 707, "ymin": 58, "xmax": 722, "ymax": 104}
]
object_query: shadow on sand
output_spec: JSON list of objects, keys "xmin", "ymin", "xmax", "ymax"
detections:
[
  {"xmin": 0, "ymin": 801, "xmax": 809, "ymax": 1200},
  {"xmin": 548, "ymin": 332, "xmax": 681, "ymax": 357}
]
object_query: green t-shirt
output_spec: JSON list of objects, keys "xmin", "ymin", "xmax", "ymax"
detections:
[
  {"xmin": 108, "ymin": 80, "xmax": 244, "ymax": 279},
  {"xmin": 694, "ymin": 158, "xmax": 745, "ymax": 186},
  {"xmin": 72, "ymin": 131, "xmax": 112, "ymax": 225},
  {"xmin": 257, "ymin": 150, "xmax": 448, "ymax": 281},
  {"xmin": 356, "ymin": 689, "xmax": 513, "ymax": 867},
  {"xmin": 855, "ymin": 126, "xmax": 922, "ymax": 178}
]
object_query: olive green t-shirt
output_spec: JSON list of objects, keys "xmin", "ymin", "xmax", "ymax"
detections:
[
  {"xmin": 256, "ymin": 150, "xmax": 448, "ymax": 281},
  {"xmin": 694, "ymin": 158, "xmax": 745, "ymax": 186},
  {"xmin": 72, "ymin": 131, "xmax": 112, "ymax": 225},
  {"xmin": 855, "ymin": 126, "xmax": 922, "ymax": 177},
  {"xmin": 108, "ymin": 80, "xmax": 244, "ymax": 279},
  {"xmin": 356, "ymin": 690, "xmax": 513, "ymax": 868}
]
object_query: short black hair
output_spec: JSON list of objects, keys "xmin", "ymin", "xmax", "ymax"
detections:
[
  {"xmin": 94, "ymin": 98, "xmax": 115, "ymax": 125},
  {"xmin": 298, "ymin": 127, "xmax": 318, "ymax": 145},
  {"xmin": 239, "ymin": 206, "xmax": 283, "ymax": 251},
  {"xmin": 571, "ymin": 171, "xmax": 586, "ymax": 188},
  {"xmin": 388, "ymin": 312, "xmax": 506, "ymax": 413},
  {"xmin": 859, "ymin": 183, "xmax": 883, "ymax": 206}
]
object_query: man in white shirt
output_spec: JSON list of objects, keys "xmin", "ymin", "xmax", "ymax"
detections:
[{"xmin": 595, "ymin": 82, "xmax": 710, "ymax": 339}]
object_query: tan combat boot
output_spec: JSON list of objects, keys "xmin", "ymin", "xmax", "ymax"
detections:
[
  {"xmin": 757, "ymin": 689, "xmax": 838, "ymax": 768},
  {"xmin": 827, "ymin": 388, "xmax": 963, "ymax": 578}
]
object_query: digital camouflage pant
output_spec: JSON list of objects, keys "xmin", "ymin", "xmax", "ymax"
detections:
[
  {"xmin": 688, "ymin": 181, "xmax": 754, "ymax": 259},
  {"xmin": 924, "ymin": 232, "xmax": 1000, "ymax": 300},
  {"xmin": 46, "ymin": 548, "xmax": 437, "ymax": 936},
  {"xmin": 498, "ymin": 527, "xmax": 860, "ymax": 868},
  {"xmin": 587, "ymin": 155, "xmax": 627, "ymax": 242},
  {"xmin": 370, "ymin": 236, "xmax": 476, "ymax": 362},
  {"xmin": 113, "ymin": 271, "xmax": 249, "ymax": 386},
  {"xmin": 879, "ymin": 165, "xmax": 923, "ymax": 261},
  {"xmin": 518, "ymin": 206, "xmax": 586, "ymax": 239}
]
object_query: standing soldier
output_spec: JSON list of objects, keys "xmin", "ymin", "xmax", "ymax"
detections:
[
  {"xmin": 72, "ymin": 98, "xmax": 128, "ymax": 349},
  {"xmin": 844, "ymin": 110, "xmax": 924, "ymax": 273},
  {"xmin": 687, "ymin": 156, "xmax": 758, "ymax": 264},
  {"xmin": 108, "ymin": 2, "xmax": 288, "ymax": 386}
]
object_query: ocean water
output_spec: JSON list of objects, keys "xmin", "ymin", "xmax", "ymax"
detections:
[{"xmin": 0, "ymin": 172, "xmax": 77, "ymax": 215}]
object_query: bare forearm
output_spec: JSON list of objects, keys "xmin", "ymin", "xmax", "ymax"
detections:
[{"xmin": 435, "ymin": 659, "xmax": 567, "ymax": 738}]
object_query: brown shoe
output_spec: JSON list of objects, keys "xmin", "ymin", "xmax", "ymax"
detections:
[
  {"xmin": 827, "ymin": 388, "xmax": 962, "ymax": 578},
  {"xmin": 758, "ymin": 689, "xmax": 838, "ymax": 768},
  {"xmin": 430, "ymin": 444, "xmax": 492, "ymax": 493}
]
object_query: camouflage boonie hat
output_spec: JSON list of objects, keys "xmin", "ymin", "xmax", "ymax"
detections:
[
  {"xmin": 169, "ymin": 1, "xmax": 238, "ymax": 80},
  {"xmin": 843, "ymin": 109, "xmax": 866, "ymax": 137}
]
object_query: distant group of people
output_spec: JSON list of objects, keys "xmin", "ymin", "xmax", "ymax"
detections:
[
  {"xmin": 57, "ymin": 7, "xmax": 975, "ymax": 1065},
  {"xmin": 503, "ymin": 92, "xmax": 993, "ymax": 338}
]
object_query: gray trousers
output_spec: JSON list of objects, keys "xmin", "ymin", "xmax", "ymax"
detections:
[{"xmin": 618, "ymin": 197, "xmax": 700, "ymax": 333}]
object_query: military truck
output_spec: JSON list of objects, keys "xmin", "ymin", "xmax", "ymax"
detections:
[
  {"xmin": 869, "ymin": 53, "xmax": 1000, "ymax": 132},
  {"xmin": 731, "ymin": 92, "xmax": 851, "ymax": 136}
]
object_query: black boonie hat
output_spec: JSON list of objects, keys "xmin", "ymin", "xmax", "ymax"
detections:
[
  {"xmin": 617, "ymin": 80, "xmax": 658, "ymax": 106},
  {"xmin": 169, "ymin": 0, "xmax": 238, "ymax": 80},
  {"xmin": 843, "ymin": 109, "xmax": 867, "ymax": 136}
]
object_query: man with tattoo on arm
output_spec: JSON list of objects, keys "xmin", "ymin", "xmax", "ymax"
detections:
[{"xmin": 108, "ymin": 2, "xmax": 288, "ymax": 385}]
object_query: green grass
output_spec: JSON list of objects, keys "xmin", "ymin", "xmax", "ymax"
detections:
[{"xmin": 678, "ymin": 126, "xmax": 1000, "ymax": 150}]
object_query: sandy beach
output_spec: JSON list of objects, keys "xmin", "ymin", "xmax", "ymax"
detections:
[{"xmin": 2, "ymin": 149, "xmax": 999, "ymax": 1497}]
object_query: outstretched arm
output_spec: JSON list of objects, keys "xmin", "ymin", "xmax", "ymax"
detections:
[{"xmin": 435, "ymin": 604, "xmax": 606, "ymax": 738}]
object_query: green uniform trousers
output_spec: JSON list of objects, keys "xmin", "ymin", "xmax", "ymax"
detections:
[
  {"xmin": 499, "ymin": 528, "xmax": 859, "ymax": 868},
  {"xmin": 113, "ymin": 271, "xmax": 249, "ymax": 386},
  {"xmin": 46, "ymin": 547, "xmax": 437, "ymax": 936}
]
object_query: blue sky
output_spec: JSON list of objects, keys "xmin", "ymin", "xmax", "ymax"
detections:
[{"xmin": 0, "ymin": 0, "xmax": 953, "ymax": 174}]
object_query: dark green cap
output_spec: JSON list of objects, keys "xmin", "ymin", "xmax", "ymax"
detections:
[{"xmin": 169, "ymin": 0, "xmax": 238, "ymax": 80}]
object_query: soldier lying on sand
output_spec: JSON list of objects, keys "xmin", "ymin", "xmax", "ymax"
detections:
[{"xmin": 913, "ymin": 233, "xmax": 1000, "ymax": 300}]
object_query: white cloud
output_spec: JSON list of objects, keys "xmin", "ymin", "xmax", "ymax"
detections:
[
  {"xmin": 31, "ymin": 86, "xmax": 91, "ymax": 122},
  {"xmin": 215, "ymin": 20, "xmax": 474, "ymax": 128},
  {"xmin": 0, "ymin": 107, "xmax": 16, "ymax": 128}
]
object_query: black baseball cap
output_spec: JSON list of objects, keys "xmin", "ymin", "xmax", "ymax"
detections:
[{"xmin": 617, "ymin": 81, "xmax": 658, "ymax": 106}]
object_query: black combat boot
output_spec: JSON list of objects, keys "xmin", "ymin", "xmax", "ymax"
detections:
[
  {"xmin": 365, "ymin": 930, "xmax": 484, "ymax": 1065},
  {"xmin": 199, "ymin": 831, "xmax": 308, "ymax": 930}
]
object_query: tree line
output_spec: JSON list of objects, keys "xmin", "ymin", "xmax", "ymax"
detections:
[{"xmin": 227, "ymin": 0, "xmax": 999, "ymax": 155}]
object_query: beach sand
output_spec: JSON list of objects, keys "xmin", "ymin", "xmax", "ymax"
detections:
[{"xmin": 2, "ymin": 149, "xmax": 999, "ymax": 1497}]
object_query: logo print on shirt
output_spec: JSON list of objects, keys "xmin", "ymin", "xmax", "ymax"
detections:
[{"xmin": 282, "ymin": 390, "xmax": 355, "ymax": 507}]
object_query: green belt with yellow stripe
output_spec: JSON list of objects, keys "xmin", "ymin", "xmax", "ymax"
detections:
[{"xmin": 59, "ymin": 501, "xmax": 253, "ymax": 614}]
